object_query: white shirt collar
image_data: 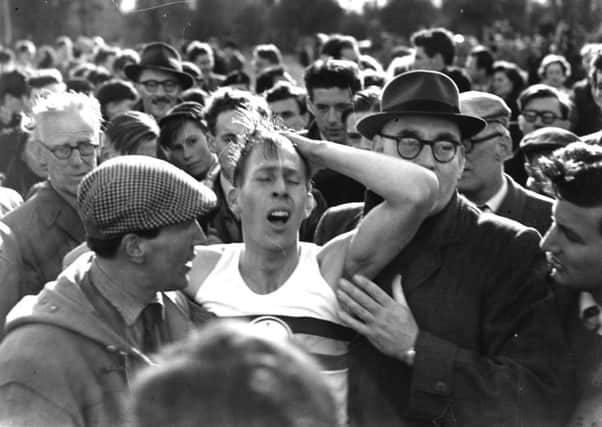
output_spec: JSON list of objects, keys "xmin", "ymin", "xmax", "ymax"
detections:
[{"xmin": 484, "ymin": 177, "xmax": 508, "ymax": 213}]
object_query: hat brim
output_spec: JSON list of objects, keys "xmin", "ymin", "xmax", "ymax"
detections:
[
  {"xmin": 357, "ymin": 111, "xmax": 487, "ymax": 140},
  {"xmin": 124, "ymin": 64, "xmax": 194, "ymax": 90}
]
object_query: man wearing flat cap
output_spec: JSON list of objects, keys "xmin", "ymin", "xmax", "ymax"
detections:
[
  {"xmin": 0, "ymin": 156, "xmax": 216, "ymax": 426},
  {"xmin": 332, "ymin": 70, "xmax": 573, "ymax": 426},
  {"xmin": 125, "ymin": 42, "xmax": 194, "ymax": 120},
  {"xmin": 458, "ymin": 91, "xmax": 554, "ymax": 235},
  {"xmin": 520, "ymin": 126, "xmax": 581, "ymax": 198}
]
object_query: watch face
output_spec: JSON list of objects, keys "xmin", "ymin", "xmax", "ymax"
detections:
[{"xmin": 250, "ymin": 316, "xmax": 293, "ymax": 341}]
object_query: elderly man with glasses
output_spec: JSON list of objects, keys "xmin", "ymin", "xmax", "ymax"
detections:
[
  {"xmin": 458, "ymin": 91, "xmax": 554, "ymax": 235},
  {"xmin": 329, "ymin": 71, "xmax": 573, "ymax": 426},
  {"xmin": 0, "ymin": 91, "xmax": 102, "ymax": 337}
]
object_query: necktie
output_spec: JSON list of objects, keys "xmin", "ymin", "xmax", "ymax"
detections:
[{"xmin": 141, "ymin": 302, "xmax": 162, "ymax": 355}]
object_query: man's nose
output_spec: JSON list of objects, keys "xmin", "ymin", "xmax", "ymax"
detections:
[
  {"xmin": 69, "ymin": 148, "xmax": 85, "ymax": 166},
  {"xmin": 327, "ymin": 107, "xmax": 338, "ymax": 123},
  {"xmin": 414, "ymin": 144, "xmax": 437, "ymax": 170},
  {"xmin": 540, "ymin": 226, "xmax": 557, "ymax": 253}
]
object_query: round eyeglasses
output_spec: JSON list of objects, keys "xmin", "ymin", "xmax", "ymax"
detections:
[
  {"xmin": 41, "ymin": 141, "xmax": 97, "ymax": 160},
  {"xmin": 463, "ymin": 132, "xmax": 504, "ymax": 153},
  {"xmin": 379, "ymin": 133, "xmax": 460, "ymax": 163}
]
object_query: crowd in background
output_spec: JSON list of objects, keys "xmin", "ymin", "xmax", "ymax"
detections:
[{"xmin": 1, "ymin": 24, "xmax": 602, "ymax": 426}]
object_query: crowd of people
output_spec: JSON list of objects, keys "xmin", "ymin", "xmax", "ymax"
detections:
[{"xmin": 0, "ymin": 26, "xmax": 602, "ymax": 426}]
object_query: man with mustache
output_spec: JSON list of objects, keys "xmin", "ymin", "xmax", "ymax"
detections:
[{"xmin": 125, "ymin": 42, "xmax": 194, "ymax": 120}]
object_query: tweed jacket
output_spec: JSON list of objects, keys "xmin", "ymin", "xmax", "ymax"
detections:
[
  {"xmin": 0, "ymin": 181, "xmax": 85, "ymax": 336},
  {"xmin": 348, "ymin": 194, "xmax": 574, "ymax": 427}
]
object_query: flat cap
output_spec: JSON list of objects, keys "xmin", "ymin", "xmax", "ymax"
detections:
[
  {"xmin": 519, "ymin": 126, "xmax": 580, "ymax": 153},
  {"xmin": 78, "ymin": 156, "xmax": 216, "ymax": 239},
  {"xmin": 459, "ymin": 91, "xmax": 511, "ymax": 127}
]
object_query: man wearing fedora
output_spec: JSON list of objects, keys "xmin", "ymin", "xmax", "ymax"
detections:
[
  {"xmin": 332, "ymin": 70, "xmax": 573, "ymax": 426},
  {"xmin": 458, "ymin": 91, "xmax": 554, "ymax": 235},
  {"xmin": 125, "ymin": 42, "xmax": 194, "ymax": 120},
  {"xmin": 0, "ymin": 156, "xmax": 216, "ymax": 426}
]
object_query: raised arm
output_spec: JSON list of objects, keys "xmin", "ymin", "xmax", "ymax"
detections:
[{"xmin": 285, "ymin": 132, "xmax": 438, "ymax": 280}]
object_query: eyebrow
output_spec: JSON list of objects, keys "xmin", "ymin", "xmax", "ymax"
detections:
[
  {"xmin": 397, "ymin": 129, "xmax": 460, "ymax": 142},
  {"xmin": 557, "ymin": 222, "xmax": 584, "ymax": 243}
]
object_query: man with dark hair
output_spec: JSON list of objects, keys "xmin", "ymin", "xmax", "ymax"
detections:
[
  {"xmin": 518, "ymin": 84, "xmax": 573, "ymax": 137},
  {"xmin": 255, "ymin": 65, "xmax": 295, "ymax": 94},
  {"xmin": 186, "ymin": 41, "xmax": 225, "ymax": 93},
  {"xmin": 265, "ymin": 81, "xmax": 309, "ymax": 131},
  {"xmin": 131, "ymin": 321, "xmax": 338, "ymax": 427},
  {"xmin": 0, "ymin": 155, "xmax": 216, "ymax": 425},
  {"xmin": 459, "ymin": 91, "xmax": 553, "ymax": 235},
  {"xmin": 328, "ymin": 70, "xmax": 571, "ymax": 426},
  {"xmin": 158, "ymin": 101, "xmax": 217, "ymax": 185},
  {"xmin": 101, "ymin": 110, "xmax": 159, "ymax": 161},
  {"xmin": 411, "ymin": 27, "xmax": 471, "ymax": 92},
  {"xmin": 221, "ymin": 70, "xmax": 251, "ymax": 92},
  {"xmin": 540, "ymin": 142, "xmax": 602, "ymax": 425},
  {"xmin": 519, "ymin": 126, "xmax": 581, "ymax": 197},
  {"xmin": 251, "ymin": 44, "xmax": 283, "ymax": 76},
  {"xmin": 113, "ymin": 48, "xmax": 140, "ymax": 81},
  {"xmin": 320, "ymin": 34, "xmax": 361, "ymax": 63},
  {"xmin": 303, "ymin": 58, "xmax": 364, "ymax": 206},
  {"xmin": 125, "ymin": 42, "xmax": 194, "ymax": 120},
  {"xmin": 465, "ymin": 46, "xmax": 494, "ymax": 92},
  {"xmin": 95, "ymin": 79, "xmax": 139, "ymax": 121}
]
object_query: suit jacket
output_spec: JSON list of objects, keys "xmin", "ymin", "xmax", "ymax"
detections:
[
  {"xmin": 0, "ymin": 181, "xmax": 85, "ymax": 336},
  {"xmin": 571, "ymin": 79, "xmax": 602, "ymax": 136},
  {"xmin": 348, "ymin": 194, "xmax": 573, "ymax": 427},
  {"xmin": 495, "ymin": 174, "xmax": 553, "ymax": 236}
]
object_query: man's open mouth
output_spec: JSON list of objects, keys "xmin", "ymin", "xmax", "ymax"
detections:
[{"xmin": 267, "ymin": 209, "xmax": 290, "ymax": 225}]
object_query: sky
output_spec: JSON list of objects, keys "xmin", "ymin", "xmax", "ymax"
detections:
[{"xmin": 337, "ymin": 0, "xmax": 388, "ymax": 13}]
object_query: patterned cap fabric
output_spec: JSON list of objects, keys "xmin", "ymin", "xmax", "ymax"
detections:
[{"xmin": 77, "ymin": 156, "xmax": 217, "ymax": 239}]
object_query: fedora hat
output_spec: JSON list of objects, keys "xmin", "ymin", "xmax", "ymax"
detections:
[
  {"xmin": 125, "ymin": 42, "xmax": 194, "ymax": 90},
  {"xmin": 357, "ymin": 70, "xmax": 486, "ymax": 140}
]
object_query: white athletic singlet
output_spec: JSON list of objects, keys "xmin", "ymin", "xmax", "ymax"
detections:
[{"xmin": 195, "ymin": 242, "xmax": 351, "ymax": 425}]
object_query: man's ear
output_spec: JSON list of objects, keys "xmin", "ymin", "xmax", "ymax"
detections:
[
  {"xmin": 304, "ymin": 190, "xmax": 316, "ymax": 219},
  {"xmin": 207, "ymin": 134, "xmax": 216, "ymax": 153},
  {"xmin": 227, "ymin": 187, "xmax": 241, "ymax": 217},
  {"xmin": 495, "ymin": 135, "xmax": 514, "ymax": 162},
  {"xmin": 121, "ymin": 233, "xmax": 145, "ymax": 264}
]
